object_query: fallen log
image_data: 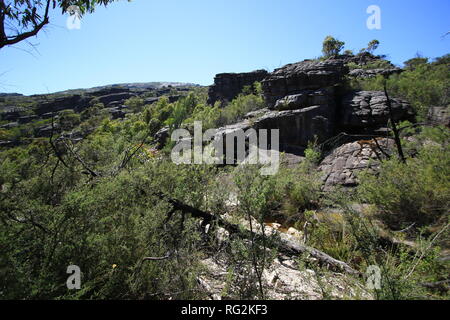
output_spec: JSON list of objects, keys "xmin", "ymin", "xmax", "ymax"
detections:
[{"xmin": 158, "ymin": 193, "xmax": 360, "ymax": 276}]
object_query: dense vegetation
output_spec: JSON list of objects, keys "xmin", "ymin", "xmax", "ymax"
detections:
[
  {"xmin": 349, "ymin": 54, "xmax": 450, "ymax": 119},
  {"xmin": 0, "ymin": 51, "xmax": 449, "ymax": 300}
]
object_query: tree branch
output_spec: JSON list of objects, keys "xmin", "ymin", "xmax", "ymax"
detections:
[
  {"xmin": 142, "ymin": 253, "xmax": 172, "ymax": 262},
  {"xmin": 0, "ymin": 0, "xmax": 51, "ymax": 49}
]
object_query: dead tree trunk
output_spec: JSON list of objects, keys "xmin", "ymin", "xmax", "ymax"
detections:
[
  {"xmin": 158, "ymin": 193, "xmax": 360, "ymax": 276},
  {"xmin": 383, "ymin": 82, "xmax": 406, "ymax": 163}
]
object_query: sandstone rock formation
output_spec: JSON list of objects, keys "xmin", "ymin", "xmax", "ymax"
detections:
[
  {"xmin": 193, "ymin": 105, "xmax": 335, "ymax": 155},
  {"xmin": 348, "ymin": 68, "xmax": 403, "ymax": 79},
  {"xmin": 273, "ymin": 87, "xmax": 335, "ymax": 111},
  {"xmin": 207, "ymin": 70, "xmax": 269, "ymax": 105},
  {"xmin": 261, "ymin": 58, "xmax": 348, "ymax": 107},
  {"xmin": 35, "ymin": 94, "xmax": 91, "ymax": 115},
  {"xmin": 197, "ymin": 215, "xmax": 371, "ymax": 299},
  {"xmin": 341, "ymin": 51, "xmax": 395, "ymax": 67},
  {"xmin": 254, "ymin": 105, "xmax": 335, "ymax": 147},
  {"xmin": 339, "ymin": 91, "xmax": 415, "ymax": 132},
  {"xmin": 198, "ymin": 255, "xmax": 370, "ymax": 300},
  {"xmin": 96, "ymin": 92, "xmax": 136, "ymax": 106},
  {"xmin": 318, "ymin": 138, "xmax": 394, "ymax": 190},
  {"xmin": 427, "ymin": 106, "xmax": 450, "ymax": 127},
  {"xmin": 157, "ymin": 55, "xmax": 417, "ymax": 161},
  {"xmin": 0, "ymin": 106, "xmax": 27, "ymax": 121}
]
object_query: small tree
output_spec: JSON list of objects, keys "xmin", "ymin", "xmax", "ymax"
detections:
[
  {"xmin": 322, "ymin": 35, "xmax": 345, "ymax": 58},
  {"xmin": 366, "ymin": 39, "xmax": 380, "ymax": 54}
]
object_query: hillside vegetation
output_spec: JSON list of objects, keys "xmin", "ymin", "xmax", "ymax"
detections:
[{"xmin": 0, "ymin": 47, "xmax": 449, "ymax": 300}]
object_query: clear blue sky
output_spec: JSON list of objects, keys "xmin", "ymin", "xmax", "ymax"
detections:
[{"xmin": 0, "ymin": 0, "xmax": 449, "ymax": 95}]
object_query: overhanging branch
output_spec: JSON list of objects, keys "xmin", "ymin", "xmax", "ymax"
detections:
[{"xmin": 0, "ymin": 0, "xmax": 51, "ymax": 49}]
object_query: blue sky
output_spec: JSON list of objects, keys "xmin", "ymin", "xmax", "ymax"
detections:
[{"xmin": 0, "ymin": 0, "xmax": 449, "ymax": 95}]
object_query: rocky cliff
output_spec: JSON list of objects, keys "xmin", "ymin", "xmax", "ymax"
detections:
[
  {"xmin": 207, "ymin": 70, "xmax": 269, "ymax": 105},
  {"xmin": 202, "ymin": 54, "xmax": 417, "ymax": 190}
]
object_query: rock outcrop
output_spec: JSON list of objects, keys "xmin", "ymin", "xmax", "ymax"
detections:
[
  {"xmin": 96, "ymin": 92, "xmax": 136, "ymax": 106},
  {"xmin": 198, "ymin": 255, "xmax": 370, "ymax": 300},
  {"xmin": 261, "ymin": 58, "xmax": 348, "ymax": 107},
  {"xmin": 341, "ymin": 51, "xmax": 395, "ymax": 67},
  {"xmin": 248, "ymin": 58, "xmax": 353, "ymax": 149},
  {"xmin": 318, "ymin": 138, "xmax": 394, "ymax": 190},
  {"xmin": 35, "ymin": 94, "xmax": 91, "ymax": 115},
  {"xmin": 348, "ymin": 68, "xmax": 402, "ymax": 79},
  {"xmin": 254, "ymin": 105, "xmax": 335, "ymax": 148},
  {"xmin": 339, "ymin": 91, "xmax": 415, "ymax": 133},
  {"xmin": 427, "ymin": 106, "xmax": 450, "ymax": 127},
  {"xmin": 197, "ymin": 214, "xmax": 371, "ymax": 299},
  {"xmin": 161, "ymin": 104, "xmax": 336, "ymax": 157},
  {"xmin": 207, "ymin": 70, "xmax": 269, "ymax": 105},
  {"xmin": 0, "ymin": 106, "xmax": 27, "ymax": 121},
  {"xmin": 194, "ymin": 105, "xmax": 335, "ymax": 155},
  {"xmin": 273, "ymin": 87, "xmax": 335, "ymax": 111},
  {"xmin": 159, "ymin": 56, "xmax": 416, "ymax": 159}
]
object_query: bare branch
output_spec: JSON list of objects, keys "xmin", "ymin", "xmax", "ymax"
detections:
[{"xmin": 142, "ymin": 253, "xmax": 172, "ymax": 262}]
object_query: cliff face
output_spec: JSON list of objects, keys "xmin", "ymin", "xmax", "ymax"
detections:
[
  {"xmin": 207, "ymin": 69, "xmax": 269, "ymax": 105},
  {"xmin": 202, "ymin": 55, "xmax": 417, "ymax": 190},
  {"xmin": 261, "ymin": 58, "xmax": 348, "ymax": 107}
]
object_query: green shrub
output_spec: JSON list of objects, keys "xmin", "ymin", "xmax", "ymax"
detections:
[
  {"xmin": 267, "ymin": 163, "xmax": 322, "ymax": 222},
  {"xmin": 350, "ymin": 54, "xmax": 450, "ymax": 120},
  {"xmin": 218, "ymin": 93, "xmax": 265, "ymax": 126},
  {"xmin": 0, "ymin": 141, "xmax": 216, "ymax": 299},
  {"xmin": 183, "ymin": 103, "xmax": 221, "ymax": 130},
  {"xmin": 322, "ymin": 35, "xmax": 345, "ymax": 57},
  {"xmin": 58, "ymin": 109, "xmax": 81, "ymax": 130},
  {"xmin": 304, "ymin": 138, "xmax": 322, "ymax": 165},
  {"xmin": 357, "ymin": 144, "xmax": 450, "ymax": 229},
  {"xmin": 124, "ymin": 97, "xmax": 145, "ymax": 113}
]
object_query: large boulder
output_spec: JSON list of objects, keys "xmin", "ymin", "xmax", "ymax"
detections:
[
  {"xmin": 262, "ymin": 59, "xmax": 348, "ymax": 107},
  {"xmin": 339, "ymin": 91, "xmax": 415, "ymax": 132},
  {"xmin": 207, "ymin": 70, "xmax": 269, "ymax": 105},
  {"xmin": 254, "ymin": 105, "xmax": 335, "ymax": 148},
  {"xmin": 154, "ymin": 126, "xmax": 170, "ymax": 147},
  {"xmin": 427, "ymin": 106, "xmax": 449, "ymax": 127},
  {"xmin": 318, "ymin": 138, "xmax": 394, "ymax": 191}
]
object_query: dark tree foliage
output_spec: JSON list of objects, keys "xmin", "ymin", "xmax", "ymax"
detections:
[{"xmin": 0, "ymin": 0, "xmax": 121, "ymax": 49}]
